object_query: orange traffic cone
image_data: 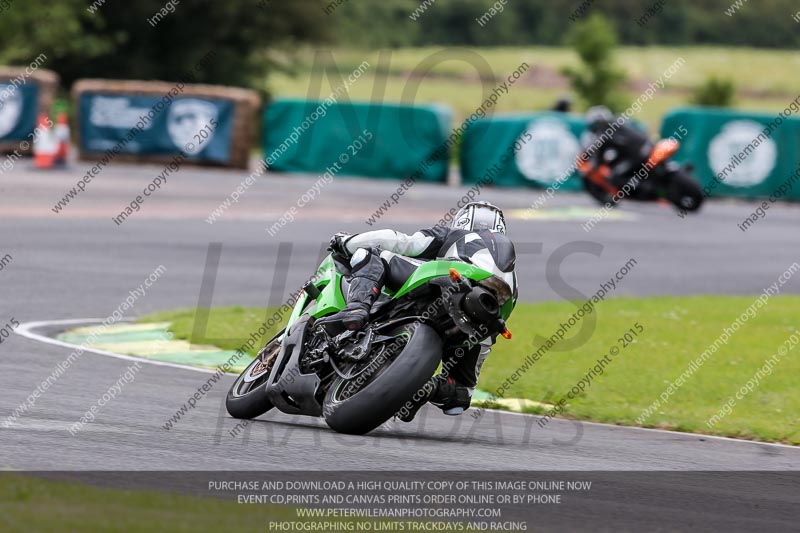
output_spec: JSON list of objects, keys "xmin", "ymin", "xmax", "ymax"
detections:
[
  {"xmin": 33, "ymin": 114, "xmax": 58, "ymax": 169},
  {"xmin": 54, "ymin": 111, "xmax": 70, "ymax": 165}
]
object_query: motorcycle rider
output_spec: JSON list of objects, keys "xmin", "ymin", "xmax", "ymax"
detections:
[
  {"xmin": 317, "ymin": 201, "xmax": 517, "ymax": 422},
  {"xmin": 582, "ymin": 105, "xmax": 653, "ymax": 190}
]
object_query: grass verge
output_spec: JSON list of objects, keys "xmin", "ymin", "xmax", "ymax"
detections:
[
  {"xmin": 0, "ymin": 474, "xmax": 494, "ymax": 532},
  {"xmin": 141, "ymin": 295, "xmax": 800, "ymax": 444},
  {"xmin": 0, "ymin": 474, "xmax": 296, "ymax": 533}
]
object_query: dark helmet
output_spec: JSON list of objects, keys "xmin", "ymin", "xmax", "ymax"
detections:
[
  {"xmin": 585, "ymin": 105, "xmax": 613, "ymax": 132},
  {"xmin": 552, "ymin": 96, "xmax": 572, "ymax": 113}
]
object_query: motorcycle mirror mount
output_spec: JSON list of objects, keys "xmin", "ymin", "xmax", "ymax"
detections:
[{"xmin": 302, "ymin": 281, "xmax": 321, "ymax": 300}]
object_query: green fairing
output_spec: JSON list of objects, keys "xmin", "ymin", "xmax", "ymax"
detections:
[
  {"xmin": 285, "ymin": 255, "xmax": 346, "ymax": 330},
  {"xmin": 395, "ymin": 261, "xmax": 515, "ymax": 321},
  {"xmin": 392, "ymin": 260, "xmax": 492, "ymax": 297},
  {"xmin": 500, "ymin": 298, "xmax": 514, "ymax": 320},
  {"xmin": 285, "ymin": 255, "xmax": 512, "ymax": 331}
]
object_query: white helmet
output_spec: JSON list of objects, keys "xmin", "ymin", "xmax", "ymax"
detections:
[{"xmin": 452, "ymin": 201, "xmax": 506, "ymax": 234}]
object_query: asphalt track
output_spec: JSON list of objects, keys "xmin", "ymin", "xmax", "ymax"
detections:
[{"xmin": 1, "ymin": 158, "xmax": 799, "ymax": 527}]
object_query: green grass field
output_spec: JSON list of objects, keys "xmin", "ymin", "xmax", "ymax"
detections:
[
  {"xmin": 0, "ymin": 474, "xmax": 298, "ymax": 533},
  {"xmin": 142, "ymin": 295, "xmax": 800, "ymax": 445},
  {"xmin": 267, "ymin": 46, "xmax": 800, "ymax": 131},
  {"xmin": 0, "ymin": 475, "xmax": 491, "ymax": 533}
]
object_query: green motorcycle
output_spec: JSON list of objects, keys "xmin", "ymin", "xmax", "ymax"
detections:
[{"xmin": 226, "ymin": 253, "xmax": 514, "ymax": 435}]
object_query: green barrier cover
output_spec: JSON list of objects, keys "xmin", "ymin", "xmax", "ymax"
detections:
[
  {"xmin": 660, "ymin": 107, "xmax": 800, "ymax": 201},
  {"xmin": 460, "ymin": 112, "xmax": 600, "ymax": 191},
  {"xmin": 263, "ymin": 99, "xmax": 452, "ymax": 182},
  {"xmin": 0, "ymin": 82, "xmax": 38, "ymax": 142}
]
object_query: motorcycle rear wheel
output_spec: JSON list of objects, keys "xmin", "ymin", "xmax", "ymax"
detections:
[
  {"xmin": 323, "ymin": 323, "xmax": 442, "ymax": 435},
  {"xmin": 582, "ymin": 177, "xmax": 616, "ymax": 207}
]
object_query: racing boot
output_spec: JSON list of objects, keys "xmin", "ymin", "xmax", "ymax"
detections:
[
  {"xmin": 429, "ymin": 375, "xmax": 472, "ymax": 415},
  {"xmin": 317, "ymin": 248, "xmax": 384, "ymax": 334},
  {"xmin": 397, "ymin": 375, "xmax": 471, "ymax": 422}
]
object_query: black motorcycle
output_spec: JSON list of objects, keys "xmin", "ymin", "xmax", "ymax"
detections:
[{"xmin": 579, "ymin": 138, "xmax": 704, "ymax": 212}]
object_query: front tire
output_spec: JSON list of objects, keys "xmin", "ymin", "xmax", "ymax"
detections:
[
  {"xmin": 667, "ymin": 171, "xmax": 704, "ymax": 212},
  {"xmin": 225, "ymin": 336, "xmax": 280, "ymax": 420},
  {"xmin": 323, "ymin": 323, "xmax": 443, "ymax": 435}
]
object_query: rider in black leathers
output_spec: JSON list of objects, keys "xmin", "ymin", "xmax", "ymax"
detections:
[{"xmin": 582, "ymin": 105, "xmax": 653, "ymax": 189}]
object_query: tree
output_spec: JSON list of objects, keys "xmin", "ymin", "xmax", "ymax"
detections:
[
  {"xmin": 692, "ymin": 76, "xmax": 736, "ymax": 107},
  {"xmin": 324, "ymin": 0, "xmax": 800, "ymax": 50},
  {"xmin": 0, "ymin": 0, "xmax": 112, "ymax": 68},
  {"xmin": 0, "ymin": 0, "xmax": 331, "ymax": 91},
  {"xmin": 561, "ymin": 14, "xmax": 627, "ymax": 112}
]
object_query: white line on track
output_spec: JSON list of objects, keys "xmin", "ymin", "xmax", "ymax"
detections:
[
  {"xmin": 497, "ymin": 409, "xmax": 800, "ymax": 450},
  {"xmin": 15, "ymin": 318, "xmax": 221, "ymax": 376},
  {"xmin": 15, "ymin": 319, "xmax": 799, "ymax": 451},
  {"xmin": 3, "ymin": 417, "xmax": 131, "ymax": 434}
]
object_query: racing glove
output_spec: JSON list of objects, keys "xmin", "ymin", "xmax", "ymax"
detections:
[{"xmin": 328, "ymin": 232, "xmax": 353, "ymax": 260}]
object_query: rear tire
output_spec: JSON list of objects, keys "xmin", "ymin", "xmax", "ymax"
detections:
[
  {"xmin": 667, "ymin": 171, "xmax": 704, "ymax": 212},
  {"xmin": 323, "ymin": 323, "xmax": 442, "ymax": 435},
  {"xmin": 225, "ymin": 337, "xmax": 280, "ymax": 419}
]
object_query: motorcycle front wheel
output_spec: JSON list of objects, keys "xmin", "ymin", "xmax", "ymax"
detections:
[
  {"xmin": 225, "ymin": 333, "xmax": 282, "ymax": 420},
  {"xmin": 666, "ymin": 171, "xmax": 704, "ymax": 212}
]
